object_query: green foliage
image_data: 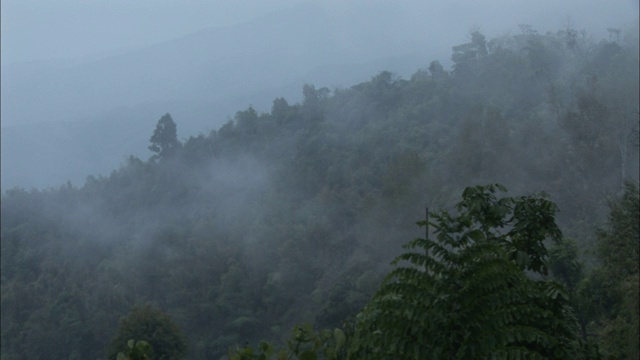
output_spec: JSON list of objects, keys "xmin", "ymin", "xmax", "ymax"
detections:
[
  {"xmin": 580, "ymin": 182, "xmax": 639, "ymax": 359},
  {"xmin": 349, "ymin": 184, "xmax": 591, "ymax": 359},
  {"xmin": 229, "ymin": 324, "xmax": 347, "ymax": 360},
  {"xmin": 1, "ymin": 25, "xmax": 637, "ymax": 359},
  {"xmin": 549, "ymin": 237, "xmax": 584, "ymax": 291},
  {"xmin": 598, "ymin": 183, "xmax": 640, "ymax": 280},
  {"xmin": 117, "ymin": 339, "xmax": 152, "ymax": 360},
  {"xmin": 108, "ymin": 304, "xmax": 186, "ymax": 360}
]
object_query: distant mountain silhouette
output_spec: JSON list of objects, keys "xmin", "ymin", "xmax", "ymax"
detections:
[{"xmin": 1, "ymin": 3, "xmax": 440, "ymax": 189}]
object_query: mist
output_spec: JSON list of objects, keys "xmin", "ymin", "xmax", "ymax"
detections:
[
  {"xmin": 2, "ymin": 0, "xmax": 638, "ymax": 189},
  {"xmin": 1, "ymin": 1, "xmax": 639, "ymax": 359}
]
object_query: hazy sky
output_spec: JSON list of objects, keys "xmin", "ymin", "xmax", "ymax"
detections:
[{"xmin": 2, "ymin": 0, "xmax": 638, "ymax": 65}]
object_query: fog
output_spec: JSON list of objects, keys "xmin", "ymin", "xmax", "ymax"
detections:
[
  {"xmin": 1, "ymin": 0, "xmax": 638, "ymax": 189},
  {"xmin": 2, "ymin": 2, "xmax": 639, "ymax": 358},
  {"xmin": 3, "ymin": 0, "xmax": 636, "ymax": 65}
]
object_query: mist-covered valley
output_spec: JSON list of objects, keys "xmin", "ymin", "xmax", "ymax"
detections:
[{"xmin": 2, "ymin": 1, "xmax": 639, "ymax": 359}]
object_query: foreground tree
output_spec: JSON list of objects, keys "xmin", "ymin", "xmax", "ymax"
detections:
[
  {"xmin": 349, "ymin": 184, "xmax": 596, "ymax": 359},
  {"xmin": 230, "ymin": 185, "xmax": 598, "ymax": 359},
  {"xmin": 107, "ymin": 304, "xmax": 186, "ymax": 360},
  {"xmin": 580, "ymin": 182, "xmax": 639, "ymax": 359}
]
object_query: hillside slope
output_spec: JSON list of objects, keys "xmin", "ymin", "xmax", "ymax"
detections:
[{"xmin": 1, "ymin": 26, "xmax": 638, "ymax": 359}]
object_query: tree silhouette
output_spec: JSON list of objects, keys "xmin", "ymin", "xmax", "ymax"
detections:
[{"xmin": 149, "ymin": 113, "xmax": 181, "ymax": 159}]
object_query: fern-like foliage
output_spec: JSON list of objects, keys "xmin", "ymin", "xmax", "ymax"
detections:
[{"xmin": 348, "ymin": 184, "xmax": 596, "ymax": 359}]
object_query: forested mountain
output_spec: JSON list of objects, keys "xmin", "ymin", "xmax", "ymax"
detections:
[
  {"xmin": 1, "ymin": 3, "xmax": 437, "ymax": 190},
  {"xmin": 1, "ymin": 25, "xmax": 639, "ymax": 359}
]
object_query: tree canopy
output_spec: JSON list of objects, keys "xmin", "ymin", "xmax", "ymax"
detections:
[
  {"xmin": 1, "ymin": 24, "xmax": 637, "ymax": 359},
  {"xmin": 149, "ymin": 113, "xmax": 181, "ymax": 159},
  {"xmin": 348, "ymin": 184, "xmax": 592, "ymax": 359},
  {"xmin": 229, "ymin": 185, "xmax": 600, "ymax": 359},
  {"xmin": 108, "ymin": 304, "xmax": 187, "ymax": 360},
  {"xmin": 578, "ymin": 183, "xmax": 639, "ymax": 359}
]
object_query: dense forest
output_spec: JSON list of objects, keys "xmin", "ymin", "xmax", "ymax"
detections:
[{"xmin": 1, "ymin": 24, "xmax": 639, "ymax": 359}]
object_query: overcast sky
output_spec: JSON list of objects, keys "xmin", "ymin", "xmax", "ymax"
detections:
[{"xmin": 2, "ymin": 0, "xmax": 638, "ymax": 65}]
